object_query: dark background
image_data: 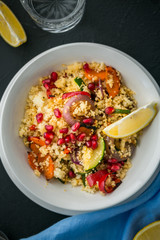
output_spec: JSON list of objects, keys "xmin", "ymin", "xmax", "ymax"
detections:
[{"xmin": 0, "ymin": 0, "xmax": 160, "ymax": 239}]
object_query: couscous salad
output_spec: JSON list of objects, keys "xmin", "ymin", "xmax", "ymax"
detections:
[{"xmin": 19, "ymin": 62, "xmax": 139, "ymax": 195}]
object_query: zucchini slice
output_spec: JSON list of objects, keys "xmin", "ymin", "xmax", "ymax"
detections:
[{"xmin": 83, "ymin": 137, "xmax": 105, "ymax": 171}]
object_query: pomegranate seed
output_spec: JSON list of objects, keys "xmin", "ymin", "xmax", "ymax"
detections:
[
  {"xmin": 51, "ymin": 72, "xmax": 58, "ymax": 81},
  {"xmin": 70, "ymin": 133, "xmax": 76, "ymax": 143},
  {"xmin": 86, "ymin": 140, "xmax": 92, "ymax": 148},
  {"xmin": 65, "ymin": 135, "xmax": 71, "ymax": 143},
  {"xmin": 111, "ymin": 164, "xmax": 120, "ymax": 172},
  {"xmin": 88, "ymin": 83, "xmax": 95, "ymax": 91},
  {"xmin": 116, "ymin": 162, "xmax": 122, "ymax": 167},
  {"xmin": 83, "ymin": 63, "xmax": 90, "ymax": 72},
  {"xmin": 54, "ymin": 108, "xmax": 62, "ymax": 118},
  {"xmin": 57, "ymin": 138, "xmax": 65, "ymax": 145},
  {"xmin": 42, "ymin": 78, "xmax": 57, "ymax": 89},
  {"xmin": 45, "ymin": 125, "xmax": 53, "ymax": 132},
  {"xmin": 45, "ymin": 139, "xmax": 52, "ymax": 145},
  {"xmin": 91, "ymin": 134, "xmax": 98, "ymax": 141},
  {"xmin": 44, "ymin": 132, "xmax": 54, "ymax": 140},
  {"xmin": 42, "ymin": 79, "xmax": 51, "ymax": 85},
  {"xmin": 36, "ymin": 113, "xmax": 43, "ymax": 123},
  {"xmin": 43, "ymin": 83, "xmax": 50, "ymax": 90},
  {"xmin": 108, "ymin": 158, "xmax": 118, "ymax": 164},
  {"xmin": 121, "ymin": 161, "xmax": 125, "ymax": 165},
  {"xmin": 71, "ymin": 122, "xmax": 80, "ymax": 131},
  {"xmin": 29, "ymin": 125, "xmax": 36, "ymax": 131},
  {"xmin": 77, "ymin": 133, "xmax": 86, "ymax": 141},
  {"xmin": 83, "ymin": 118, "xmax": 94, "ymax": 125},
  {"xmin": 59, "ymin": 128, "xmax": 68, "ymax": 134},
  {"xmin": 68, "ymin": 170, "xmax": 76, "ymax": 178},
  {"xmin": 91, "ymin": 140, "xmax": 98, "ymax": 150},
  {"xmin": 105, "ymin": 107, "xmax": 115, "ymax": 115}
]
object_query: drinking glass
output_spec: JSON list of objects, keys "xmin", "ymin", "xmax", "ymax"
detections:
[{"xmin": 20, "ymin": 0, "xmax": 86, "ymax": 33}]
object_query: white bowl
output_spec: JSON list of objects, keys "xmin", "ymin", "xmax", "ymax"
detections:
[{"xmin": 0, "ymin": 43, "xmax": 160, "ymax": 215}]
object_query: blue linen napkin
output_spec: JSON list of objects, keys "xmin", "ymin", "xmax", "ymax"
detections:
[{"xmin": 21, "ymin": 171, "xmax": 160, "ymax": 240}]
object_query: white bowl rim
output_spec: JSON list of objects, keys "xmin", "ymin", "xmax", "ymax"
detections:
[{"xmin": 0, "ymin": 42, "xmax": 160, "ymax": 215}]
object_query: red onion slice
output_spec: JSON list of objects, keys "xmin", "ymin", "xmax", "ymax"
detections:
[
  {"xmin": 99, "ymin": 79, "xmax": 104, "ymax": 99},
  {"xmin": 70, "ymin": 148, "xmax": 81, "ymax": 165},
  {"xmin": 63, "ymin": 95, "xmax": 95, "ymax": 126}
]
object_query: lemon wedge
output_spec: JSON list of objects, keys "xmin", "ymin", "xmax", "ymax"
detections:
[
  {"xmin": 103, "ymin": 102, "xmax": 157, "ymax": 138},
  {"xmin": 0, "ymin": 1, "xmax": 27, "ymax": 47},
  {"xmin": 133, "ymin": 221, "xmax": 160, "ymax": 240}
]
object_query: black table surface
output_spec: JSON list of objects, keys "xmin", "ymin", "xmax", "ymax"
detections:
[{"xmin": 0, "ymin": 0, "xmax": 160, "ymax": 239}]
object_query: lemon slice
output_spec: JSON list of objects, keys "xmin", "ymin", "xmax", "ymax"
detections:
[
  {"xmin": 133, "ymin": 221, "xmax": 160, "ymax": 240},
  {"xmin": 0, "ymin": 1, "xmax": 27, "ymax": 47},
  {"xmin": 103, "ymin": 102, "xmax": 157, "ymax": 138}
]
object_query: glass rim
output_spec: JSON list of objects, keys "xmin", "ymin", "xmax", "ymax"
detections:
[{"xmin": 20, "ymin": 0, "xmax": 86, "ymax": 23}]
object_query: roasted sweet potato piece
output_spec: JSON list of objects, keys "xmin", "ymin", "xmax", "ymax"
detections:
[
  {"xmin": 85, "ymin": 69, "xmax": 106, "ymax": 81},
  {"xmin": 30, "ymin": 143, "xmax": 39, "ymax": 155},
  {"xmin": 84, "ymin": 66, "xmax": 120, "ymax": 98},
  {"xmin": 44, "ymin": 155, "xmax": 54, "ymax": 180},
  {"xmin": 105, "ymin": 66, "xmax": 120, "ymax": 98},
  {"xmin": 37, "ymin": 154, "xmax": 54, "ymax": 180},
  {"xmin": 29, "ymin": 136, "xmax": 45, "ymax": 146},
  {"xmin": 28, "ymin": 152, "xmax": 39, "ymax": 171}
]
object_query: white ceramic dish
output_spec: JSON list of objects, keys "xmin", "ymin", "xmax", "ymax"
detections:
[{"xmin": 0, "ymin": 43, "xmax": 160, "ymax": 216}]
